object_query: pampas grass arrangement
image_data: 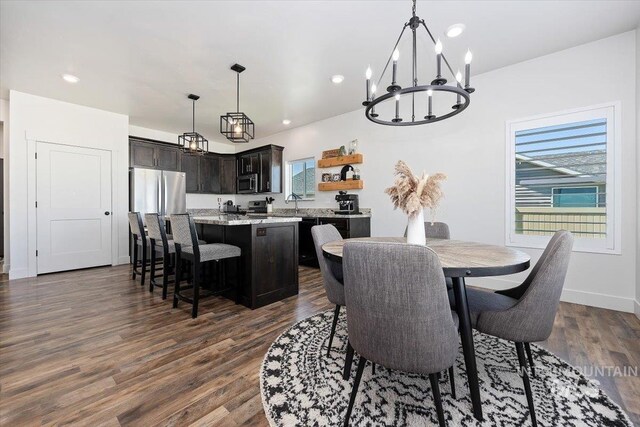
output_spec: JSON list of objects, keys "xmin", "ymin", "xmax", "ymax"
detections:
[{"xmin": 385, "ymin": 160, "xmax": 447, "ymax": 219}]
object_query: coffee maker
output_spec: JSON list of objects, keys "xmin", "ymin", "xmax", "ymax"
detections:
[{"xmin": 335, "ymin": 191, "xmax": 360, "ymax": 215}]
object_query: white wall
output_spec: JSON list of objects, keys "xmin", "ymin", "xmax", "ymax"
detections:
[
  {"xmin": 128, "ymin": 124, "xmax": 236, "ymax": 209},
  {"xmin": 8, "ymin": 91, "xmax": 130, "ymax": 279},
  {"xmin": 636, "ymin": 26, "xmax": 640, "ymax": 319},
  {"xmin": 237, "ymin": 32, "xmax": 638, "ymax": 313}
]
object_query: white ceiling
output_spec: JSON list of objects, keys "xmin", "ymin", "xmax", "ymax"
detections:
[{"xmin": 2, "ymin": 1, "xmax": 640, "ymax": 143}]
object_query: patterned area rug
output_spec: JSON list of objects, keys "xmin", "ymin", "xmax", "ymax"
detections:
[{"xmin": 260, "ymin": 310, "xmax": 632, "ymax": 426}]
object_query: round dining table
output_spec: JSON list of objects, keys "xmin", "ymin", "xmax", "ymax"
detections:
[{"xmin": 322, "ymin": 237, "xmax": 531, "ymax": 421}]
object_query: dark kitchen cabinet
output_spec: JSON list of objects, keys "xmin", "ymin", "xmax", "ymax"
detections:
[
  {"xmin": 182, "ymin": 154, "xmax": 200, "ymax": 193},
  {"xmin": 238, "ymin": 153, "xmax": 259, "ymax": 175},
  {"xmin": 182, "ymin": 153, "xmax": 221, "ymax": 194},
  {"xmin": 201, "ymin": 154, "xmax": 221, "ymax": 194},
  {"xmin": 236, "ymin": 145, "xmax": 283, "ymax": 194},
  {"xmin": 220, "ymin": 155, "xmax": 236, "ymax": 194},
  {"xmin": 299, "ymin": 216, "xmax": 371, "ymax": 267},
  {"xmin": 129, "ymin": 138, "xmax": 181, "ymax": 171}
]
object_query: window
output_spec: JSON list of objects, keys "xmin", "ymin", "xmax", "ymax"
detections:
[
  {"xmin": 288, "ymin": 157, "xmax": 315, "ymax": 199},
  {"xmin": 506, "ymin": 103, "xmax": 620, "ymax": 253}
]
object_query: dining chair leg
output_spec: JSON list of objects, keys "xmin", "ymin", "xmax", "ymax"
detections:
[
  {"xmin": 173, "ymin": 253, "xmax": 182, "ymax": 308},
  {"xmin": 343, "ymin": 356, "xmax": 367, "ymax": 427},
  {"xmin": 149, "ymin": 244, "xmax": 157, "ymax": 293},
  {"xmin": 161, "ymin": 252, "xmax": 170, "ymax": 300},
  {"xmin": 524, "ymin": 343, "xmax": 536, "ymax": 378},
  {"xmin": 132, "ymin": 240, "xmax": 138, "ymax": 280},
  {"xmin": 429, "ymin": 373, "xmax": 446, "ymax": 427},
  {"xmin": 327, "ymin": 305, "xmax": 341, "ymax": 357},
  {"xmin": 371, "ymin": 362, "xmax": 376, "ymax": 375},
  {"xmin": 140, "ymin": 243, "xmax": 147, "ymax": 287},
  {"xmin": 516, "ymin": 342, "xmax": 537, "ymax": 427},
  {"xmin": 343, "ymin": 341, "xmax": 354, "ymax": 380},
  {"xmin": 448, "ymin": 366, "xmax": 456, "ymax": 399},
  {"xmin": 191, "ymin": 260, "xmax": 201, "ymax": 319}
]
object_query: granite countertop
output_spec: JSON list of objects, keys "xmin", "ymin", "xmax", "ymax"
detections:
[
  {"xmin": 190, "ymin": 214, "xmax": 302, "ymax": 226},
  {"xmin": 247, "ymin": 208, "xmax": 372, "ymax": 219}
]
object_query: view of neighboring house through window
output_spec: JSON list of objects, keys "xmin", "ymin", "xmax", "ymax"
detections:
[
  {"xmin": 507, "ymin": 104, "xmax": 619, "ymax": 253},
  {"xmin": 288, "ymin": 158, "xmax": 315, "ymax": 199}
]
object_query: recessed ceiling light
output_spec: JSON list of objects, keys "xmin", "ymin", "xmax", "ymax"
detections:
[
  {"xmin": 331, "ymin": 75, "xmax": 344, "ymax": 84},
  {"xmin": 62, "ymin": 73, "xmax": 80, "ymax": 83},
  {"xmin": 445, "ymin": 23, "xmax": 465, "ymax": 38},
  {"xmin": 282, "ymin": 119, "xmax": 291, "ymax": 125}
]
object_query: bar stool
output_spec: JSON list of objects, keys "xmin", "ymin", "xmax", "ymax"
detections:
[
  {"xmin": 128, "ymin": 212, "xmax": 149, "ymax": 287},
  {"xmin": 170, "ymin": 213, "xmax": 242, "ymax": 318},
  {"xmin": 144, "ymin": 213, "xmax": 175, "ymax": 299}
]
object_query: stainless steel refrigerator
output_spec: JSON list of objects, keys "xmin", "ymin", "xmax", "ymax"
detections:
[{"xmin": 130, "ymin": 168, "xmax": 187, "ymax": 220}]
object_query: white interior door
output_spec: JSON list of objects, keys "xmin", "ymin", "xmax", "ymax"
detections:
[{"xmin": 36, "ymin": 142, "xmax": 112, "ymax": 274}]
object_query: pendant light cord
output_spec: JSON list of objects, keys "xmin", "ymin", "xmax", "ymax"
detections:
[
  {"xmin": 192, "ymin": 99, "xmax": 195, "ymax": 132},
  {"xmin": 236, "ymin": 72, "xmax": 240, "ymax": 113}
]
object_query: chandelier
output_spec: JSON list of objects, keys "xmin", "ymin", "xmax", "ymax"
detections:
[
  {"xmin": 363, "ymin": 0, "xmax": 475, "ymax": 126},
  {"xmin": 220, "ymin": 63, "xmax": 255, "ymax": 143},
  {"xmin": 178, "ymin": 94, "xmax": 208, "ymax": 154}
]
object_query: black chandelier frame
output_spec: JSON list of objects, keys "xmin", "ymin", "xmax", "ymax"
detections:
[
  {"xmin": 179, "ymin": 94, "xmax": 208, "ymax": 154},
  {"xmin": 364, "ymin": 0, "xmax": 474, "ymax": 126},
  {"xmin": 220, "ymin": 63, "xmax": 255, "ymax": 143}
]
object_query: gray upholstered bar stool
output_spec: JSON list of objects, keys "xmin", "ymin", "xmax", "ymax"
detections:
[
  {"xmin": 169, "ymin": 214, "xmax": 242, "ymax": 318},
  {"xmin": 128, "ymin": 212, "xmax": 150, "ymax": 287},
  {"xmin": 144, "ymin": 213, "xmax": 176, "ymax": 299},
  {"xmin": 342, "ymin": 241, "xmax": 459, "ymax": 427},
  {"xmin": 311, "ymin": 224, "xmax": 345, "ymax": 357},
  {"xmin": 450, "ymin": 230, "xmax": 574, "ymax": 427}
]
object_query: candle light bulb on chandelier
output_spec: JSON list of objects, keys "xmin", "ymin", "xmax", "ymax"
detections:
[
  {"xmin": 434, "ymin": 39, "xmax": 443, "ymax": 54},
  {"xmin": 465, "ymin": 50, "xmax": 473, "ymax": 64},
  {"xmin": 371, "ymin": 84, "xmax": 377, "ymax": 95},
  {"xmin": 366, "ymin": 66, "xmax": 372, "ymax": 79},
  {"xmin": 395, "ymin": 94, "xmax": 400, "ymax": 101},
  {"xmin": 427, "ymin": 89, "xmax": 433, "ymax": 97},
  {"xmin": 392, "ymin": 49, "xmax": 400, "ymax": 61},
  {"xmin": 456, "ymin": 70, "xmax": 462, "ymax": 83}
]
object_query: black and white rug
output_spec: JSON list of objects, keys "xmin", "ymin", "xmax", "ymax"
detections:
[{"xmin": 260, "ymin": 310, "xmax": 632, "ymax": 426}]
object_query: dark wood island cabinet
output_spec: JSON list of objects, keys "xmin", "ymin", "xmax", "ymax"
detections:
[{"xmin": 193, "ymin": 216, "xmax": 300, "ymax": 309}]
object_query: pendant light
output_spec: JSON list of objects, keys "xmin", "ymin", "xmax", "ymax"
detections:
[
  {"xmin": 220, "ymin": 63, "xmax": 255, "ymax": 143},
  {"xmin": 178, "ymin": 94, "xmax": 208, "ymax": 154}
]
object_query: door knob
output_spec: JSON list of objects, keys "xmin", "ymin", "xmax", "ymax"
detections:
[{"xmin": 104, "ymin": 211, "xmax": 111, "ymax": 216}]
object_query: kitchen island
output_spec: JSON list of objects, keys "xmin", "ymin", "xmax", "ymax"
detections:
[{"xmin": 187, "ymin": 214, "xmax": 301, "ymax": 309}]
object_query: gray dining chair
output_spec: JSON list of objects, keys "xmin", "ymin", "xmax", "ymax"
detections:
[
  {"xmin": 403, "ymin": 221, "xmax": 451, "ymax": 239},
  {"xmin": 170, "ymin": 214, "xmax": 242, "ymax": 318},
  {"xmin": 450, "ymin": 230, "xmax": 573, "ymax": 427},
  {"xmin": 311, "ymin": 224, "xmax": 345, "ymax": 357},
  {"xmin": 342, "ymin": 241, "xmax": 459, "ymax": 427},
  {"xmin": 404, "ymin": 221, "xmax": 453, "ymax": 289}
]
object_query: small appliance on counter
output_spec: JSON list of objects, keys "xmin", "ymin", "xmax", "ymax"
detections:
[
  {"xmin": 223, "ymin": 200, "xmax": 246, "ymax": 215},
  {"xmin": 246, "ymin": 200, "xmax": 268, "ymax": 214},
  {"xmin": 335, "ymin": 191, "xmax": 360, "ymax": 215}
]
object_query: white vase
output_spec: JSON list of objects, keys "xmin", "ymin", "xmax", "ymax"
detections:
[{"xmin": 406, "ymin": 209, "xmax": 426, "ymax": 245}]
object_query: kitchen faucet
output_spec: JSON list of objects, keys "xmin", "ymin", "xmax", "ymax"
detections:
[{"xmin": 285, "ymin": 193, "xmax": 302, "ymax": 214}]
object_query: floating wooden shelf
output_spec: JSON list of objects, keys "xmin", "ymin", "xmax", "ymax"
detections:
[
  {"xmin": 318, "ymin": 180, "xmax": 364, "ymax": 191},
  {"xmin": 317, "ymin": 154, "xmax": 363, "ymax": 168}
]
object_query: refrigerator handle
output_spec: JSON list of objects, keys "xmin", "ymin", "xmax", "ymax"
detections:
[
  {"xmin": 158, "ymin": 174, "xmax": 163, "ymax": 215},
  {"xmin": 164, "ymin": 175, "xmax": 168, "ymax": 215}
]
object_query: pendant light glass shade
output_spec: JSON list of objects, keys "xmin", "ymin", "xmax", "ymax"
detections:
[
  {"xmin": 220, "ymin": 64, "xmax": 255, "ymax": 143},
  {"xmin": 179, "ymin": 94, "xmax": 208, "ymax": 154}
]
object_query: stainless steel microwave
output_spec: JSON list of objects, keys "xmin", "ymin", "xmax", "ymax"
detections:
[{"xmin": 237, "ymin": 173, "xmax": 258, "ymax": 194}]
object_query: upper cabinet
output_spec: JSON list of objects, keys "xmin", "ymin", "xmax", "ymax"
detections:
[
  {"xmin": 129, "ymin": 138, "xmax": 282, "ymax": 195},
  {"xmin": 130, "ymin": 138, "xmax": 181, "ymax": 171},
  {"xmin": 237, "ymin": 145, "xmax": 283, "ymax": 194}
]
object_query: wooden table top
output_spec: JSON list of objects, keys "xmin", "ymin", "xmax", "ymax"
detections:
[{"xmin": 322, "ymin": 237, "xmax": 531, "ymax": 278}]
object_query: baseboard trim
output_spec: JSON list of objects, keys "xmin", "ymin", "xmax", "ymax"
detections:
[
  {"xmin": 2, "ymin": 263, "xmax": 9, "ymax": 274},
  {"xmin": 8, "ymin": 268, "xmax": 30, "ymax": 280},
  {"xmin": 468, "ymin": 276, "xmax": 635, "ymax": 313},
  {"xmin": 634, "ymin": 299, "xmax": 640, "ymax": 321},
  {"xmin": 116, "ymin": 256, "xmax": 130, "ymax": 266}
]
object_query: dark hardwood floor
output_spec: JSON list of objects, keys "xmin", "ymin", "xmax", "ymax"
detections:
[{"xmin": 0, "ymin": 265, "xmax": 638, "ymax": 425}]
